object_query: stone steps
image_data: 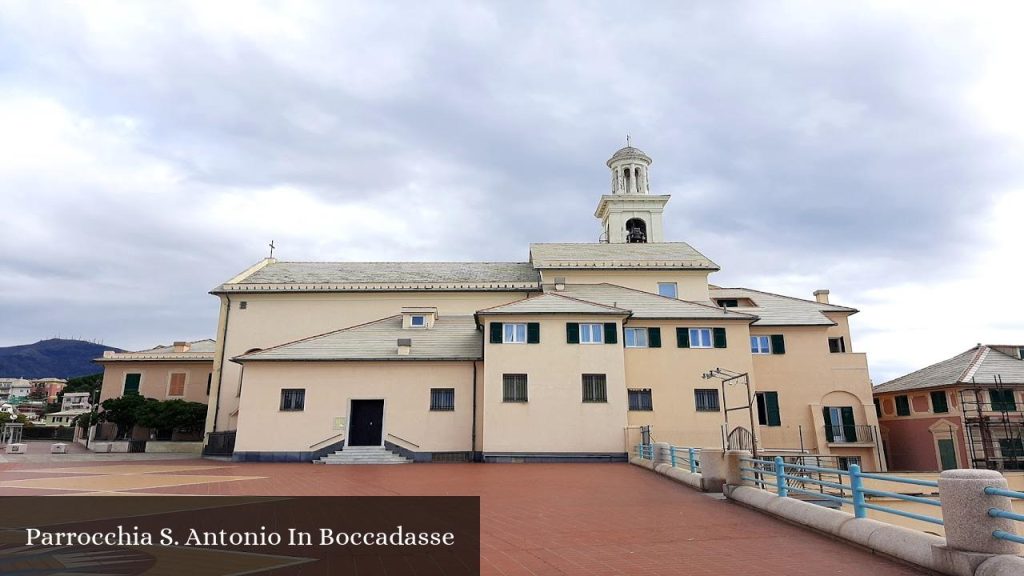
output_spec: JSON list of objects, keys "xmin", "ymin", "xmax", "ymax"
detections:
[{"xmin": 315, "ymin": 445, "xmax": 412, "ymax": 465}]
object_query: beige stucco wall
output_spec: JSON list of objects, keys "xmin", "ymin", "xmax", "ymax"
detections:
[
  {"xmin": 481, "ymin": 314, "xmax": 628, "ymax": 454},
  {"xmin": 99, "ymin": 361, "xmax": 213, "ymax": 404},
  {"xmin": 233, "ymin": 361, "xmax": 476, "ymax": 454},
  {"xmin": 208, "ymin": 290, "xmax": 531, "ymax": 432},
  {"xmin": 538, "ymin": 269, "xmax": 713, "ymax": 301},
  {"xmin": 624, "ymin": 319, "xmax": 755, "ymax": 449}
]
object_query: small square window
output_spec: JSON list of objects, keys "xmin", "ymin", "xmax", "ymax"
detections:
[
  {"xmin": 716, "ymin": 299, "xmax": 739, "ymax": 308},
  {"xmin": 280, "ymin": 389, "xmax": 305, "ymax": 411},
  {"xmin": 695, "ymin": 389, "xmax": 720, "ymax": 412},
  {"xmin": 689, "ymin": 328, "xmax": 713, "ymax": 349},
  {"xmin": 430, "ymin": 388, "xmax": 455, "ymax": 411},
  {"xmin": 625, "ymin": 328, "xmax": 649, "ymax": 348},
  {"xmin": 828, "ymin": 337, "xmax": 846, "ymax": 353},
  {"xmin": 503, "ymin": 323, "xmax": 527, "ymax": 344},
  {"xmin": 658, "ymin": 282, "xmax": 678, "ymax": 299},
  {"xmin": 239, "ymin": 301, "xmax": 248, "ymax": 310},
  {"xmin": 628, "ymin": 389, "xmax": 653, "ymax": 411},
  {"xmin": 930, "ymin": 391, "xmax": 949, "ymax": 414},
  {"xmin": 580, "ymin": 323, "xmax": 604, "ymax": 344},
  {"xmin": 750, "ymin": 336, "xmax": 771, "ymax": 354},
  {"xmin": 503, "ymin": 374, "xmax": 528, "ymax": 402},
  {"xmin": 895, "ymin": 395, "xmax": 910, "ymax": 416},
  {"xmin": 582, "ymin": 374, "xmax": 607, "ymax": 403},
  {"xmin": 410, "ymin": 315, "xmax": 426, "ymax": 327},
  {"xmin": 123, "ymin": 373, "xmax": 141, "ymax": 395}
]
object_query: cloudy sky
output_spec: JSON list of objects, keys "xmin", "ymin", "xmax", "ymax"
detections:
[{"xmin": 1, "ymin": 1, "xmax": 1021, "ymax": 382}]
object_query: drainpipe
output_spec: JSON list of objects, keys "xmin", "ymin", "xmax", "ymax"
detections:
[
  {"xmin": 211, "ymin": 294, "xmax": 232, "ymax": 433},
  {"xmin": 471, "ymin": 360, "xmax": 478, "ymax": 462}
]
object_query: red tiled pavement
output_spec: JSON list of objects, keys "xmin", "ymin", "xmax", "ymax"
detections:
[{"xmin": 0, "ymin": 459, "xmax": 927, "ymax": 575}]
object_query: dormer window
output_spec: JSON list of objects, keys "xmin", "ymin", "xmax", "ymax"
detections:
[
  {"xmin": 410, "ymin": 315, "xmax": 426, "ymax": 327},
  {"xmin": 402, "ymin": 307, "xmax": 437, "ymax": 329}
]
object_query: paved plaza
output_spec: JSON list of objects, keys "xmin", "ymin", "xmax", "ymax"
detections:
[{"xmin": 0, "ymin": 454, "xmax": 928, "ymax": 575}]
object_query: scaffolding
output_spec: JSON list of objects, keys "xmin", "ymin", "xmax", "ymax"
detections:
[{"xmin": 959, "ymin": 375, "xmax": 1024, "ymax": 471}]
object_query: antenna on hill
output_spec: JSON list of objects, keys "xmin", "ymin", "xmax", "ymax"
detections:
[{"xmin": 268, "ymin": 240, "xmax": 276, "ymax": 259}]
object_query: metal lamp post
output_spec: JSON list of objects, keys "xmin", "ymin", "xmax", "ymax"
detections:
[{"xmin": 702, "ymin": 367, "xmax": 758, "ymax": 459}]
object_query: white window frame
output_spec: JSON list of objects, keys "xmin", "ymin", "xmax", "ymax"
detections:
[
  {"xmin": 410, "ymin": 315, "xmax": 426, "ymax": 327},
  {"xmin": 657, "ymin": 282, "xmax": 678, "ymax": 299},
  {"xmin": 580, "ymin": 323, "xmax": 604, "ymax": 344},
  {"xmin": 750, "ymin": 335, "xmax": 770, "ymax": 355},
  {"xmin": 689, "ymin": 328, "xmax": 713, "ymax": 348},
  {"xmin": 625, "ymin": 327, "xmax": 649, "ymax": 348},
  {"xmin": 503, "ymin": 323, "xmax": 527, "ymax": 344}
]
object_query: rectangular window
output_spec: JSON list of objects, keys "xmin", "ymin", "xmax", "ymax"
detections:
[
  {"xmin": 123, "ymin": 373, "xmax": 141, "ymax": 395},
  {"xmin": 582, "ymin": 374, "xmax": 607, "ymax": 403},
  {"xmin": 990, "ymin": 389, "xmax": 1017, "ymax": 412},
  {"xmin": 628, "ymin": 389, "xmax": 653, "ymax": 411},
  {"xmin": 580, "ymin": 323, "xmax": 604, "ymax": 344},
  {"xmin": 503, "ymin": 323, "xmax": 527, "ymax": 343},
  {"xmin": 930, "ymin": 391, "xmax": 949, "ymax": 413},
  {"xmin": 657, "ymin": 282, "xmax": 678, "ymax": 298},
  {"xmin": 689, "ymin": 328, "xmax": 713, "ymax": 348},
  {"xmin": 694, "ymin": 389, "xmax": 720, "ymax": 412},
  {"xmin": 874, "ymin": 398, "xmax": 881, "ymax": 418},
  {"xmin": 716, "ymin": 299, "xmax": 739, "ymax": 308},
  {"xmin": 206, "ymin": 373, "xmax": 212, "ymax": 396},
  {"xmin": 430, "ymin": 388, "xmax": 455, "ymax": 411},
  {"xmin": 279, "ymin": 389, "xmax": 305, "ymax": 411},
  {"xmin": 410, "ymin": 315, "xmax": 426, "ymax": 327},
  {"xmin": 999, "ymin": 438, "xmax": 1024, "ymax": 458},
  {"xmin": 755, "ymin": 391, "xmax": 781, "ymax": 426},
  {"xmin": 895, "ymin": 395, "xmax": 911, "ymax": 416},
  {"xmin": 167, "ymin": 373, "xmax": 186, "ymax": 397},
  {"xmin": 750, "ymin": 336, "xmax": 770, "ymax": 354},
  {"xmin": 828, "ymin": 336, "xmax": 847, "ymax": 353},
  {"xmin": 503, "ymin": 374, "xmax": 528, "ymax": 402},
  {"xmin": 625, "ymin": 327, "xmax": 649, "ymax": 348},
  {"xmin": 837, "ymin": 456, "xmax": 861, "ymax": 471},
  {"xmin": 823, "ymin": 406, "xmax": 858, "ymax": 442}
]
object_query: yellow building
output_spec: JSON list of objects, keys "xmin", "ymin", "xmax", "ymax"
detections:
[{"xmin": 204, "ymin": 146, "xmax": 884, "ymax": 469}]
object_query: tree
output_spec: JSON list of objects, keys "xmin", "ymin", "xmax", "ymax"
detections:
[
  {"xmin": 73, "ymin": 411, "xmax": 102, "ymax": 430},
  {"xmin": 137, "ymin": 399, "xmax": 207, "ymax": 438},
  {"xmin": 27, "ymin": 386, "xmax": 47, "ymax": 401},
  {"xmin": 100, "ymin": 394, "xmax": 154, "ymax": 439}
]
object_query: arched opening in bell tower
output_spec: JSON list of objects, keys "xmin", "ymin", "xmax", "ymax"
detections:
[{"xmin": 625, "ymin": 218, "xmax": 648, "ymax": 243}]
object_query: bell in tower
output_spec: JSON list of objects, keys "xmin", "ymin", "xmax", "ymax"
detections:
[{"xmin": 594, "ymin": 141, "xmax": 671, "ymax": 243}]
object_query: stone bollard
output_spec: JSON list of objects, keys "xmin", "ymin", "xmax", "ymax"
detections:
[
  {"xmin": 653, "ymin": 442, "xmax": 670, "ymax": 465},
  {"xmin": 700, "ymin": 448, "xmax": 726, "ymax": 492},
  {"xmin": 938, "ymin": 469, "xmax": 1022, "ymax": 556},
  {"xmin": 725, "ymin": 450, "xmax": 752, "ymax": 487}
]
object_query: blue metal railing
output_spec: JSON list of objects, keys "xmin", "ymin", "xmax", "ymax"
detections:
[
  {"xmin": 739, "ymin": 456, "xmax": 944, "ymax": 527},
  {"xmin": 985, "ymin": 486, "xmax": 1024, "ymax": 545},
  {"xmin": 635, "ymin": 443, "xmax": 701, "ymax": 473},
  {"xmin": 635, "ymin": 444, "xmax": 654, "ymax": 460}
]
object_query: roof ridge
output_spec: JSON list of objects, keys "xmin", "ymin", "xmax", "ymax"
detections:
[
  {"xmin": 269, "ymin": 260, "xmax": 532, "ymax": 265},
  {"xmin": 235, "ymin": 315, "xmax": 402, "ymax": 360},
  {"xmin": 712, "ymin": 286, "xmax": 857, "ymax": 312},
  {"xmin": 959, "ymin": 345, "xmax": 990, "ymax": 383},
  {"xmin": 589, "ymin": 283, "xmax": 758, "ymax": 318},
  {"xmin": 474, "ymin": 291, "xmax": 631, "ymax": 314},
  {"xmin": 874, "ymin": 346, "xmax": 980, "ymax": 390}
]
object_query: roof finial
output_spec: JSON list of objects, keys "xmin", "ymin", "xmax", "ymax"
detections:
[
  {"xmin": 268, "ymin": 240, "xmax": 276, "ymax": 259},
  {"xmin": 626, "ymin": 134, "xmax": 631, "ymax": 148}
]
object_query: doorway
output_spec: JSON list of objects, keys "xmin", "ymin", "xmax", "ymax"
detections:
[{"xmin": 348, "ymin": 400, "xmax": 385, "ymax": 446}]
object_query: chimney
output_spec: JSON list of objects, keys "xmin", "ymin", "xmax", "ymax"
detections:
[
  {"xmin": 173, "ymin": 341, "xmax": 190, "ymax": 353},
  {"xmin": 103, "ymin": 350, "xmax": 115, "ymax": 358},
  {"xmin": 554, "ymin": 276, "xmax": 566, "ymax": 291},
  {"xmin": 397, "ymin": 338, "xmax": 412, "ymax": 356},
  {"xmin": 813, "ymin": 290, "xmax": 830, "ymax": 304}
]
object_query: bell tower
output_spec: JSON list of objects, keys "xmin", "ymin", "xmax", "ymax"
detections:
[{"xmin": 594, "ymin": 142, "xmax": 670, "ymax": 243}]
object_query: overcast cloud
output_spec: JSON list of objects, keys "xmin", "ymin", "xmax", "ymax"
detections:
[{"xmin": 0, "ymin": 1, "xmax": 1021, "ymax": 382}]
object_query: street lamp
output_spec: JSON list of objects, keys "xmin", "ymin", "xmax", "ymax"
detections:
[{"xmin": 702, "ymin": 367, "xmax": 758, "ymax": 459}]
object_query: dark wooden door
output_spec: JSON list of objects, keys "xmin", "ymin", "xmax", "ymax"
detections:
[{"xmin": 349, "ymin": 400, "xmax": 384, "ymax": 446}]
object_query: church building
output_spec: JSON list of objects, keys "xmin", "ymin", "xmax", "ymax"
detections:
[{"xmin": 203, "ymin": 145, "xmax": 884, "ymax": 469}]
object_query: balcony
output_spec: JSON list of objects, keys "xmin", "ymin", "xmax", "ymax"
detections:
[{"xmin": 823, "ymin": 425, "xmax": 875, "ymax": 446}]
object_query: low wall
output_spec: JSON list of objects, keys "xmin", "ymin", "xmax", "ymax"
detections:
[
  {"xmin": 630, "ymin": 456, "xmax": 705, "ymax": 491},
  {"xmin": 145, "ymin": 441, "xmax": 202, "ymax": 454}
]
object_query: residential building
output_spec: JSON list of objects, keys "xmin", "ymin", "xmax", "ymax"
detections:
[
  {"xmin": 873, "ymin": 344, "xmax": 1024, "ymax": 472},
  {"xmin": 96, "ymin": 340, "xmax": 215, "ymax": 404},
  {"xmin": 43, "ymin": 391, "xmax": 93, "ymax": 426},
  {"xmin": 30, "ymin": 377, "xmax": 67, "ymax": 403},
  {"xmin": 0, "ymin": 378, "xmax": 31, "ymax": 401},
  {"xmin": 205, "ymin": 145, "xmax": 884, "ymax": 468}
]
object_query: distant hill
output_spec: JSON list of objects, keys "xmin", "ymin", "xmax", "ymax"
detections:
[{"xmin": 0, "ymin": 339, "xmax": 125, "ymax": 379}]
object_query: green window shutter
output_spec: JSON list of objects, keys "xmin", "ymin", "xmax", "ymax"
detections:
[
  {"xmin": 840, "ymin": 406, "xmax": 857, "ymax": 441},
  {"xmin": 676, "ymin": 327, "xmax": 690, "ymax": 348},
  {"xmin": 765, "ymin": 392, "xmax": 781, "ymax": 426},
  {"xmin": 603, "ymin": 323, "xmax": 617, "ymax": 344},
  {"xmin": 527, "ymin": 322, "xmax": 540, "ymax": 344},
  {"xmin": 489, "ymin": 322, "xmax": 503, "ymax": 344},
  {"xmin": 566, "ymin": 322, "xmax": 580, "ymax": 344},
  {"xmin": 124, "ymin": 373, "xmax": 141, "ymax": 395},
  {"xmin": 713, "ymin": 327, "xmax": 727, "ymax": 348},
  {"xmin": 822, "ymin": 407, "xmax": 834, "ymax": 442},
  {"xmin": 770, "ymin": 334, "xmax": 786, "ymax": 355},
  {"xmin": 895, "ymin": 395, "xmax": 910, "ymax": 416},
  {"xmin": 930, "ymin": 391, "xmax": 948, "ymax": 413},
  {"xmin": 648, "ymin": 327, "xmax": 661, "ymax": 348}
]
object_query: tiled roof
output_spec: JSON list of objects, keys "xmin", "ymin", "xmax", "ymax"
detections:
[
  {"xmin": 234, "ymin": 316, "xmax": 482, "ymax": 362},
  {"xmin": 529, "ymin": 243, "xmax": 719, "ymax": 270},
  {"xmin": 95, "ymin": 339, "xmax": 216, "ymax": 362},
  {"xmin": 709, "ymin": 288, "xmax": 854, "ymax": 326},
  {"xmin": 215, "ymin": 261, "xmax": 540, "ymax": 293},
  {"xmin": 873, "ymin": 345, "xmax": 1024, "ymax": 393},
  {"xmin": 477, "ymin": 293, "xmax": 629, "ymax": 316},
  {"xmin": 559, "ymin": 284, "xmax": 755, "ymax": 321}
]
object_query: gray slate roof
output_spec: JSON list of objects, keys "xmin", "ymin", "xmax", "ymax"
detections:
[
  {"xmin": 874, "ymin": 345, "xmax": 1024, "ymax": 393},
  {"xmin": 530, "ymin": 243, "xmax": 719, "ymax": 270},
  {"xmin": 709, "ymin": 288, "xmax": 854, "ymax": 326},
  {"xmin": 560, "ymin": 284, "xmax": 754, "ymax": 320},
  {"xmin": 477, "ymin": 293, "xmax": 629, "ymax": 316},
  {"xmin": 235, "ymin": 316, "xmax": 481, "ymax": 362},
  {"xmin": 96, "ymin": 339, "xmax": 216, "ymax": 362}
]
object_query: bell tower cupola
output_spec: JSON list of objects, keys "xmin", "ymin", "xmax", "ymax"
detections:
[{"xmin": 594, "ymin": 140, "xmax": 671, "ymax": 243}]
